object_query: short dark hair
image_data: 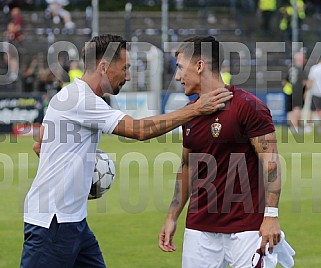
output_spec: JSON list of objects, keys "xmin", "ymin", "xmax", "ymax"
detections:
[
  {"xmin": 82, "ymin": 34, "xmax": 128, "ymax": 71},
  {"xmin": 176, "ymin": 36, "xmax": 224, "ymax": 73}
]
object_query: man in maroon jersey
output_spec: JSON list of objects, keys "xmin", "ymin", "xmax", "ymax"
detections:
[{"xmin": 158, "ymin": 36, "xmax": 283, "ymax": 268}]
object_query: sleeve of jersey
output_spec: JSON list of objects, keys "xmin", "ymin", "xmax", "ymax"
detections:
[
  {"xmin": 238, "ymin": 94, "xmax": 275, "ymax": 138},
  {"xmin": 77, "ymin": 96, "xmax": 126, "ymax": 134}
]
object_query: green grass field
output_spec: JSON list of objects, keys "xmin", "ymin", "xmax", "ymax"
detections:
[{"xmin": 1, "ymin": 127, "xmax": 321, "ymax": 267}]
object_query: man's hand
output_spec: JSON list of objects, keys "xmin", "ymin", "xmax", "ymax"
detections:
[
  {"xmin": 33, "ymin": 125, "xmax": 44, "ymax": 158},
  {"xmin": 158, "ymin": 218, "xmax": 177, "ymax": 252},
  {"xmin": 259, "ymin": 217, "xmax": 281, "ymax": 254},
  {"xmin": 195, "ymin": 88, "xmax": 233, "ymax": 115},
  {"xmin": 32, "ymin": 141, "xmax": 41, "ymax": 157}
]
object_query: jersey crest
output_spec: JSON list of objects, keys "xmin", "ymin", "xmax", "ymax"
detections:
[{"xmin": 211, "ymin": 118, "xmax": 222, "ymax": 138}]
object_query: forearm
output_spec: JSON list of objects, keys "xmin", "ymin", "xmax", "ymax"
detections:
[
  {"xmin": 135, "ymin": 88, "xmax": 232, "ymax": 140},
  {"xmin": 251, "ymin": 132, "xmax": 282, "ymax": 208},
  {"xmin": 252, "ymin": 133, "xmax": 282, "ymax": 251},
  {"xmin": 259, "ymin": 158, "xmax": 282, "ymax": 252},
  {"xmin": 137, "ymin": 104, "xmax": 200, "ymax": 140},
  {"xmin": 114, "ymin": 89, "xmax": 232, "ymax": 140},
  {"xmin": 167, "ymin": 163, "xmax": 191, "ymax": 222},
  {"xmin": 306, "ymin": 79, "xmax": 312, "ymax": 89},
  {"xmin": 264, "ymin": 159, "xmax": 282, "ymax": 208}
]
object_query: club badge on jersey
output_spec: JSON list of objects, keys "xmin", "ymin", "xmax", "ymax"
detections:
[{"xmin": 211, "ymin": 118, "xmax": 222, "ymax": 138}]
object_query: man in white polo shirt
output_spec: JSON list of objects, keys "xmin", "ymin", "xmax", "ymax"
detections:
[
  {"xmin": 307, "ymin": 58, "xmax": 321, "ymax": 132},
  {"xmin": 20, "ymin": 34, "xmax": 233, "ymax": 267}
]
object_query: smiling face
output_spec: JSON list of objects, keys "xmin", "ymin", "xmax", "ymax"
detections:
[
  {"xmin": 175, "ymin": 52, "xmax": 201, "ymax": 96},
  {"xmin": 100, "ymin": 49, "xmax": 131, "ymax": 96}
]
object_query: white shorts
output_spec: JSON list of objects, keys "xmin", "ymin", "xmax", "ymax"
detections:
[{"xmin": 182, "ymin": 228, "xmax": 276, "ymax": 268}]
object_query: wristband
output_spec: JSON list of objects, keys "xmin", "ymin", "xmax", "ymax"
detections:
[{"xmin": 264, "ymin": 207, "xmax": 278, "ymax": 217}]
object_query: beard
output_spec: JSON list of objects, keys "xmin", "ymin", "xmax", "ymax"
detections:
[{"xmin": 102, "ymin": 79, "xmax": 126, "ymax": 96}]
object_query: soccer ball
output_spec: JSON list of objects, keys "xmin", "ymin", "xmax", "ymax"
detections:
[{"xmin": 88, "ymin": 149, "xmax": 116, "ymax": 200}]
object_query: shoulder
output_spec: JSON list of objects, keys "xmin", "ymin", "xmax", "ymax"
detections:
[
  {"xmin": 230, "ymin": 86, "xmax": 270, "ymax": 114},
  {"xmin": 229, "ymin": 86, "xmax": 274, "ymax": 135},
  {"xmin": 231, "ymin": 86, "xmax": 264, "ymax": 104},
  {"xmin": 308, "ymin": 64, "xmax": 319, "ymax": 77},
  {"xmin": 310, "ymin": 63, "xmax": 321, "ymax": 73}
]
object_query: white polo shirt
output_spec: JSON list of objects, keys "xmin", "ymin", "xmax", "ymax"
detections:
[
  {"xmin": 308, "ymin": 62, "xmax": 321, "ymax": 97},
  {"xmin": 24, "ymin": 78, "xmax": 126, "ymax": 228}
]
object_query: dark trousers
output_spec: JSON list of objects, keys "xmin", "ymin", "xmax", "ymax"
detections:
[{"xmin": 20, "ymin": 216, "xmax": 106, "ymax": 268}]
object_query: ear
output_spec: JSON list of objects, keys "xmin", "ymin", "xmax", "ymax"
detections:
[
  {"xmin": 97, "ymin": 62, "xmax": 104, "ymax": 75},
  {"xmin": 98, "ymin": 59, "xmax": 108, "ymax": 74},
  {"xmin": 196, "ymin": 59, "xmax": 205, "ymax": 74}
]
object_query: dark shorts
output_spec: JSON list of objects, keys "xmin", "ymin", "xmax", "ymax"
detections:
[
  {"xmin": 311, "ymin": 95, "xmax": 321, "ymax": 111},
  {"xmin": 285, "ymin": 94, "xmax": 293, "ymax": 113},
  {"xmin": 20, "ymin": 216, "xmax": 106, "ymax": 268}
]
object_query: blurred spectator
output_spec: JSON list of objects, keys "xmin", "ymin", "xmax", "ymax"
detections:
[
  {"xmin": 22, "ymin": 53, "xmax": 44, "ymax": 92},
  {"xmin": 306, "ymin": 58, "xmax": 321, "ymax": 132},
  {"xmin": 68, "ymin": 60, "xmax": 83, "ymax": 83},
  {"xmin": 4, "ymin": 6, "xmax": 24, "ymax": 44},
  {"xmin": 0, "ymin": 45, "xmax": 22, "ymax": 92},
  {"xmin": 2, "ymin": 5, "xmax": 24, "ymax": 88},
  {"xmin": 45, "ymin": 0, "xmax": 75, "ymax": 29},
  {"xmin": 282, "ymin": 51, "xmax": 308, "ymax": 131},
  {"xmin": 295, "ymin": 0, "xmax": 306, "ymax": 27},
  {"xmin": 279, "ymin": 0, "xmax": 306, "ymax": 42},
  {"xmin": 258, "ymin": 0, "xmax": 277, "ymax": 36},
  {"xmin": 38, "ymin": 65, "xmax": 62, "ymax": 93},
  {"xmin": 279, "ymin": 2, "xmax": 292, "ymax": 42},
  {"xmin": 61, "ymin": 59, "xmax": 83, "ymax": 87}
]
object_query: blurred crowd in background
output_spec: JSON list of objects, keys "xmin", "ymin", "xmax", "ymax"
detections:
[{"xmin": 1, "ymin": 0, "xmax": 321, "ymax": 94}]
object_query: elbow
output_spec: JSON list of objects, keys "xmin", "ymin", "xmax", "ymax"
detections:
[
  {"xmin": 131, "ymin": 130, "xmax": 147, "ymax": 141},
  {"xmin": 136, "ymin": 132, "xmax": 151, "ymax": 141},
  {"xmin": 135, "ymin": 135, "xmax": 145, "ymax": 141}
]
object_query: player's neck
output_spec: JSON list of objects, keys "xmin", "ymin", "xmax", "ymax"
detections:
[{"xmin": 199, "ymin": 76, "xmax": 224, "ymax": 95}]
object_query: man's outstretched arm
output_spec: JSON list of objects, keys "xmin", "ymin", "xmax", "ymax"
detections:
[{"xmin": 113, "ymin": 88, "xmax": 232, "ymax": 140}]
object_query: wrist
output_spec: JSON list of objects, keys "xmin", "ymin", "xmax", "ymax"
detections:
[
  {"xmin": 167, "ymin": 212, "xmax": 179, "ymax": 222},
  {"xmin": 264, "ymin": 207, "xmax": 278, "ymax": 217},
  {"xmin": 189, "ymin": 102, "xmax": 202, "ymax": 116}
]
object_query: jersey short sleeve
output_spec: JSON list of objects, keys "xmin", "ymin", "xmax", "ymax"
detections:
[
  {"xmin": 46, "ymin": 80, "xmax": 126, "ymax": 134},
  {"xmin": 236, "ymin": 90, "xmax": 275, "ymax": 138},
  {"xmin": 76, "ymin": 95, "xmax": 126, "ymax": 134}
]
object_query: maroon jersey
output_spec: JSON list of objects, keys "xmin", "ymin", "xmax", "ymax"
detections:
[{"xmin": 183, "ymin": 86, "xmax": 275, "ymax": 233}]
